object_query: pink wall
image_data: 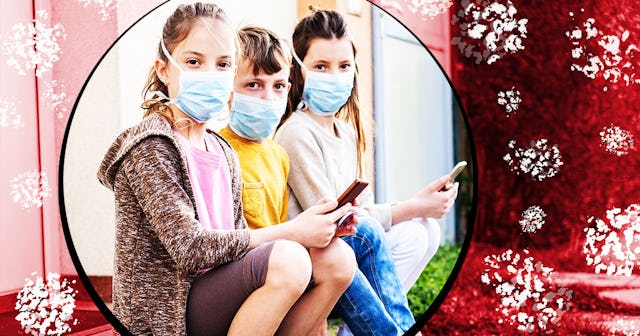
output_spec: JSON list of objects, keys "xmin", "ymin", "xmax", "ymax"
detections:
[
  {"xmin": 0, "ymin": 0, "xmax": 44, "ymax": 294},
  {"xmin": 0, "ymin": 0, "xmax": 162, "ymax": 294}
]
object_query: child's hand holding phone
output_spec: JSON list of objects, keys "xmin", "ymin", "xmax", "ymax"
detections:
[
  {"xmin": 441, "ymin": 161, "xmax": 467, "ymax": 191},
  {"xmin": 335, "ymin": 212, "xmax": 358, "ymax": 237},
  {"xmin": 333, "ymin": 179, "xmax": 369, "ymax": 236}
]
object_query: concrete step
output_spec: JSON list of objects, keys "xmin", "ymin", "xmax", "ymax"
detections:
[
  {"xmin": 562, "ymin": 311, "xmax": 640, "ymax": 335},
  {"xmin": 600, "ymin": 289, "xmax": 640, "ymax": 307},
  {"xmin": 69, "ymin": 324, "xmax": 113, "ymax": 336},
  {"xmin": 550, "ymin": 272, "xmax": 640, "ymax": 334},
  {"xmin": 553, "ymin": 272, "xmax": 640, "ymax": 289}
]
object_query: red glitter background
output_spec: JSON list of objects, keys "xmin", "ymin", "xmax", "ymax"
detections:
[
  {"xmin": 375, "ymin": 0, "xmax": 640, "ymax": 334},
  {"xmin": 1, "ymin": 1, "xmax": 639, "ymax": 335}
]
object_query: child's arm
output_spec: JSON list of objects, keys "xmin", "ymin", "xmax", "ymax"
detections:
[
  {"xmin": 249, "ymin": 199, "xmax": 353, "ymax": 248},
  {"xmin": 390, "ymin": 175, "xmax": 459, "ymax": 223}
]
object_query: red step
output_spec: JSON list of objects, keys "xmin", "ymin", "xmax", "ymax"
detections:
[{"xmin": 1, "ymin": 298, "xmax": 113, "ymax": 335}]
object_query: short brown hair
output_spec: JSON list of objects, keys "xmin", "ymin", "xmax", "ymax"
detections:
[{"xmin": 236, "ymin": 25, "xmax": 292, "ymax": 76}]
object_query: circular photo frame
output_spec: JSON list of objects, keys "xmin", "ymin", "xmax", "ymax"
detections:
[{"xmin": 59, "ymin": 1, "xmax": 474, "ymax": 335}]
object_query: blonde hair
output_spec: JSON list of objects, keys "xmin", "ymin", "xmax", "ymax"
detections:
[
  {"xmin": 141, "ymin": 2, "xmax": 229, "ymax": 128},
  {"xmin": 279, "ymin": 10, "xmax": 368, "ymax": 177}
]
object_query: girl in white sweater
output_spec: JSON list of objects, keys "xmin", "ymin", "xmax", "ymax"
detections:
[{"xmin": 275, "ymin": 9, "xmax": 459, "ymax": 336}]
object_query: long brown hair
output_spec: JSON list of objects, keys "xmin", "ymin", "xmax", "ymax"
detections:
[
  {"xmin": 279, "ymin": 10, "xmax": 368, "ymax": 177},
  {"xmin": 141, "ymin": 2, "xmax": 229, "ymax": 127}
]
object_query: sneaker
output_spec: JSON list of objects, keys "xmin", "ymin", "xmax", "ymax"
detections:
[{"xmin": 336, "ymin": 322, "xmax": 354, "ymax": 336}]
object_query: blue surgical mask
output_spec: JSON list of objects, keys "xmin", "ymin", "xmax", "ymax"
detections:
[
  {"xmin": 229, "ymin": 92, "xmax": 287, "ymax": 141},
  {"xmin": 292, "ymin": 50, "xmax": 354, "ymax": 116},
  {"xmin": 160, "ymin": 39, "xmax": 233, "ymax": 123}
]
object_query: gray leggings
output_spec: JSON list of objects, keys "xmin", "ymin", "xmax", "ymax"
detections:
[{"xmin": 186, "ymin": 242, "xmax": 275, "ymax": 336}]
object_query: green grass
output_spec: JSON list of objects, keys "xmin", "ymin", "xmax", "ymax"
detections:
[{"xmin": 407, "ymin": 244, "xmax": 461, "ymax": 318}]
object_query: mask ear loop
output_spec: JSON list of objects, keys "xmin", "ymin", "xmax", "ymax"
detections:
[
  {"xmin": 291, "ymin": 48, "xmax": 309, "ymax": 111},
  {"xmin": 151, "ymin": 91, "xmax": 171, "ymax": 102},
  {"xmin": 296, "ymin": 99, "xmax": 307, "ymax": 112},
  {"xmin": 291, "ymin": 48, "xmax": 307, "ymax": 70},
  {"xmin": 148, "ymin": 39, "xmax": 181, "ymax": 106},
  {"xmin": 160, "ymin": 39, "xmax": 182, "ymax": 71}
]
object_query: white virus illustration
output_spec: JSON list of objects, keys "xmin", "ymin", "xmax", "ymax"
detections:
[
  {"xmin": 451, "ymin": 0, "xmax": 528, "ymax": 64},
  {"xmin": 583, "ymin": 204, "xmax": 640, "ymax": 277},
  {"xmin": 503, "ymin": 139, "xmax": 564, "ymax": 181},
  {"xmin": 78, "ymin": 0, "xmax": 119, "ymax": 21},
  {"xmin": 0, "ymin": 97, "xmax": 24, "ymax": 128},
  {"xmin": 1, "ymin": 10, "xmax": 66, "ymax": 78},
  {"xmin": 497, "ymin": 86, "xmax": 522, "ymax": 116},
  {"xmin": 566, "ymin": 11, "xmax": 640, "ymax": 90},
  {"xmin": 407, "ymin": 0, "xmax": 453, "ymax": 18},
  {"xmin": 379, "ymin": 0, "xmax": 452, "ymax": 18},
  {"xmin": 481, "ymin": 249, "xmax": 573, "ymax": 333},
  {"xmin": 520, "ymin": 205, "xmax": 547, "ymax": 234},
  {"xmin": 15, "ymin": 272, "xmax": 78, "ymax": 336},
  {"xmin": 9, "ymin": 170, "xmax": 52, "ymax": 210},
  {"xmin": 41, "ymin": 80, "xmax": 71, "ymax": 119},
  {"xmin": 611, "ymin": 319, "xmax": 640, "ymax": 336},
  {"xmin": 600, "ymin": 125, "xmax": 635, "ymax": 157}
]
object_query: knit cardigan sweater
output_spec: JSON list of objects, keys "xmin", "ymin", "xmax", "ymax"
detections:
[{"xmin": 97, "ymin": 113, "xmax": 250, "ymax": 335}]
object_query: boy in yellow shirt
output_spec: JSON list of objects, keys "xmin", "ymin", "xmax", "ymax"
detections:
[
  {"xmin": 222, "ymin": 25, "xmax": 358, "ymax": 334},
  {"xmin": 221, "ymin": 28, "xmax": 359, "ymax": 333},
  {"xmin": 222, "ymin": 26, "xmax": 356, "ymax": 233},
  {"xmin": 219, "ymin": 26, "xmax": 291, "ymax": 229}
]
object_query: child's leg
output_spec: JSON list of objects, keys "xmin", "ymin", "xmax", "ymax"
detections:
[
  {"xmin": 277, "ymin": 238, "xmax": 356, "ymax": 335},
  {"xmin": 186, "ymin": 240, "xmax": 311, "ymax": 336},
  {"xmin": 336, "ymin": 217, "xmax": 415, "ymax": 335},
  {"xmin": 229, "ymin": 240, "xmax": 312, "ymax": 335},
  {"xmin": 385, "ymin": 218, "xmax": 440, "ymax": 293},
  {"xmin": 422, "ymin": 218, "xmax": 441, "ymax": 269}
]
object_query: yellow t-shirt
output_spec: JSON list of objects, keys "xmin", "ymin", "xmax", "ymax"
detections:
[{"xmin": 220, "ymin": 127, "xmax": 289, "ymax": 230}]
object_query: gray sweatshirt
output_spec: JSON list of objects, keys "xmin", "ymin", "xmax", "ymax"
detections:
[{"xmin": 274, "ymin": 110, "xmax": 393, "ymax": 230}]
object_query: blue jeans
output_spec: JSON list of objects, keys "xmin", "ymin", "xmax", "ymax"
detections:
[{"xmin": 335, "ymin": 217, "xmax": 415, "ymax": 336}]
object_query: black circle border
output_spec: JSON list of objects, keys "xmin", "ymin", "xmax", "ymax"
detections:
[{"xmin": 56, "ymin": 2, "xmax": 479, "ymax": 335}]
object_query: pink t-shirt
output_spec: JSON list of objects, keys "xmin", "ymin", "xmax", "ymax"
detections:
[{"xmin": 174, "ymin": 131, "xmax": 234, "ymax": 231}]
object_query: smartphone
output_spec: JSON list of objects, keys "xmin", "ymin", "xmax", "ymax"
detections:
[
  {"xmin": 335, "ymin": 178, "xmax": 369, "ymax": 210},
  {"xmin": 336, "ymin": 212, "xmax": 355, "ymax": 232},
  {"xmin": 441, "ymin": 161, "xmax": 467, "ymax": 190}
]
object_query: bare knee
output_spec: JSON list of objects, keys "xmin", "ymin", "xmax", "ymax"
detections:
[
  {"xmin": 310, "ymin": 238, "xmax": 356, "ymax": 289},
  {"xmin": 265, "ymin": 240, "xmax": 312, "ymax": 296}
]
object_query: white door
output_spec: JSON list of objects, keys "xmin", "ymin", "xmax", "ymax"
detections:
[{"xmin": 372, "ymin": 7, "xmax": 456, "ymax": 242}]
